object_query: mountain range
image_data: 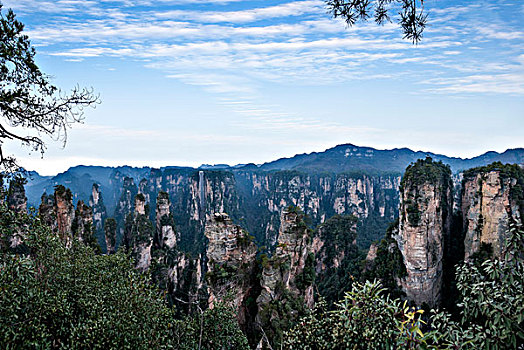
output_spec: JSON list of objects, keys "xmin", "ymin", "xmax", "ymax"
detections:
[{"xmin": 24, "ymin": 143, "xmax": 524, "ymax": 211}]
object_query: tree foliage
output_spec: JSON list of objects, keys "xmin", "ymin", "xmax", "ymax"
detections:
[
  {"xmin": 285, "ymin": 222, "xmax": 524, "ymax": 349},
  {"xmin": 283, "ymin": 280, "xmax": 432, "ymax": 349},
  {"xmin": 325, "ymin": 0, "xmax": 428, "ymax": 43},
  {"xmin": 0, "ymin": 197, "xmax": 249, "ymax": 349},
  {"xmin": 314, "ymin": 214, "xmax": 364, "ymax": 304},
  {"xmin": 430, "ymin": 222, "xmax": 524, "ymax": 349},
  {"xmin": 0, "ymin": 2, "xmax": 99, "ymax": 172}
]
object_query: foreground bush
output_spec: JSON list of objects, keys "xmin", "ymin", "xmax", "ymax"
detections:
[
  {"xmin": 0, "ymin": 202, "xmax": 248, "ymax": 349},
  {"xmin": 283, "ymin": 280, "xmax": 430, "ymax": 349},
  {"xmin": 284, "ymin": 223, "xmax": 524, "ymax": 350}
]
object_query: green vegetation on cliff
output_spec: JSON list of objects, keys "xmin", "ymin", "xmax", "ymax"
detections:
[
  {"xmin": 400, "ymin": 157, "xmax": 451, "ymax": 190},
  {"xmin": 363, "ymin": 219, "xmax": 407, "ymax": 299},
  {"xmin": 314, "ymin": 215, "xmax": 364, "ymax": 304}
]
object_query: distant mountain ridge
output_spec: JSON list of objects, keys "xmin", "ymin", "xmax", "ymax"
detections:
[
  {"xmin": 23, "ymin": 143, "xmax": 524, "ymax": 210},
  {"xmin": 257, "ymin": 144, "xmax": 524, "ymax": 173}
]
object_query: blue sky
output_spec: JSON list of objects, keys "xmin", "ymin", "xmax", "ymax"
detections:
[{"xmin": 2, "ymin": 0, "xmax": 523, "ymax": 175}]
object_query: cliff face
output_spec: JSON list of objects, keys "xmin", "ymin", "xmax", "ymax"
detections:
[
  {"xmin": 313, "ymin": 215, "xmax": 357, "ymax": 273},
  {"xmin": 235, "ymin": 171, "xmax": 400, "ymax": 248},
  {"xmin": 150, "ymin": 191, "xmax": 198, "ymax": 303},
  {"xmin": 205, "ymin": 213, "xmax": 258, "ymax": 328},
  {"xmin": 258, "ymin": 208, "xmax": 314, "ymax": 311},
  {"xmin": 312, "ymin": 214, "xmax": 363, "ymax": 303},
  {"xmin": 255, "ymin": 208, "xmax": 315, "ymax": 348},
  {"xmin": 395, "ymin": 159, "xmax": 453, "ymax": 307},
  {"xmin": 462, "ymin": 166, "xmax": 524, "ymax": 260},
  {"xmin": 106, "ymin": 169, "xmax": 400, "ymax": 255},
  {"xmin": 123, "ymin": 194, "xmax": 153, "ymax": 271}
]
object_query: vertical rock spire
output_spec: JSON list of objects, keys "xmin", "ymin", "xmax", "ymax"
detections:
[{"xmin": 395, "ymin": 158, "xmax": 453, "ymax": 307}]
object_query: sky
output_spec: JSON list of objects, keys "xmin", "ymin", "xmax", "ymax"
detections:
[{"xmin": 2, "ymin": 0, "xmax": 523, "ymax": 176}]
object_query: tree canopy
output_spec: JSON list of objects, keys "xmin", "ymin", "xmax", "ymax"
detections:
[
  {"xmin": 0, "ymin": 2, "xmax": 99, "ymax": 173},
  {"xmin": 0, "ymin": 196, "xmax": 249, "ymax": 350}
]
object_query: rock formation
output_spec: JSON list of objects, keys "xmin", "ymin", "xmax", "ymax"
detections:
[
  {"xmin": 39, "ymin": 193, "xmax": 56, "ymax": 231},
  {"xmin": 366, "ymin": 243, "xmax": 378, "ymax": 262},
  {"xmin": 462, "ymin": 164, "xmax": 524, "ymax": 260},
  {"xmin": 4, "ymin": 177, "xmax": 28, "ymax": 248},
  {"xmin": 104, "ymin": 217, "xmax": 117, "ymax": 254},
  {"xmin": 123, "ymin": 194, "xmax": 153, "ymax": 271},
  {"xmin": 313, "ymin": 214, "xmax": 358, "ymax": 273},
  {"xmin": 89, "ymin": 183, "xmax": 107, "ymax": 249},
  {"xmin": 150, "ymin": 191, "xmax": 182, "ymax": 296},
  {"xmin": 256, "ymin": 207, "xmax": 315, "ymax": 348},
  {"xmin": 7, "ymin": 177, "xmax": 27, "ymax": 214},
  {"xmin": 136, "ymin": 168, "xmax": 400, "ymax": 254},
  {"xmin": 54, "ymin": 185, "xmax": 75, "ymax": 242},
  {"xmin": 311, "ymin": 214, "xmax": 362, "ymax": 303},
  {"xmin": 235, "ymin": 171, "xmax": 400, "ymax": 248},
  {"xmin": 395, "ymin": 158, "xmax": 453, "ymax": 307},
  {"xmin": 155, "ymin": 191, "xmax": 177, "ymax": 250},
  {"xmin": 72, "ymin": 201, "xmax": 93, "ymax": 241},
  {"xmin": 115, "ymin": 177, "xmax": 138, "ymax": 244},
  {"xmin": 205, "ymin": 212, "xmax": 258, "ymax": 329}
]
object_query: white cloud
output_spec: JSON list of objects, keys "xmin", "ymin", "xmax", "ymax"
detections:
[
  {"xmin": 427, "ymin": 73, "xmax": 524, "ymax": 95},
  {"xmin": 154, "ymin": 1, "xmax": 324, "ymax": 23},
  {"xmin": 10, "ymin": 0, "xmax": 524, "ymax": 101},
  {"xmin": 476, "ymin": 24, "xmax": 523, "ymax": 40}
]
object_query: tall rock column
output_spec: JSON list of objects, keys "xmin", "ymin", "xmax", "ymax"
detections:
[
  {"xmin": 462, "ymin": 163, "xmax": 524, "ymax": 260},
  {"xmin": 151, "ymin": 191, "xmax": 180, "ymax": 293},
  {"xmin": 114, "ymin": 177, "xmax": 138, "ymax": 245},
  {"xmin": 256, "ymin": 207, "xmax": 315, "ymax": 348},
  {"xmin": 54, "ymin": 185, "xmax": 75, "ymax": 243},
  {"xmin": 89, "ymin": 183, "xmax": 107, "ymax": 250},
  {"xmin": 72, "ymin": 201, "xmax": 93, "ymax": 241},
  {"xmin": 205, "ymin": 212, "xmax": 257, "ymax": 330},
  {"xmin": 104, "ymin": 218, "xmax": 117, "ymax": 254},
  {"xmin": 39, "ymin": 193, "xmax": 56, "ymax": 231},
  {"xmin": 257, "ymin": 208, "xmax": 314, "ymax": 308},
  {"xmin": 395, "ymin": 158, "xmax": 452, "ymax": 307},
  {"xmin": 7, "ymin": 177, "xmax": 27, "ymax": 214},
  {"xmin": 155, "ymin": 191, "xmax": 177, "ymax": 250},
  {"xmin": 5, "ymin": 177, "xmax": 28, "ymax": 248},
  {"xmin": 123, "ymin": 194, "xmax": 153, "ymax": 271}
]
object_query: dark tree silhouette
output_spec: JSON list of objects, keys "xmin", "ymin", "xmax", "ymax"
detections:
[
  {"xmin": 0, "ymin": 2, "xmax": 99, "ymax": 173},
  {"xmin": 325, "ymin": 0, "xmax": 428, "ymax": 43}
]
